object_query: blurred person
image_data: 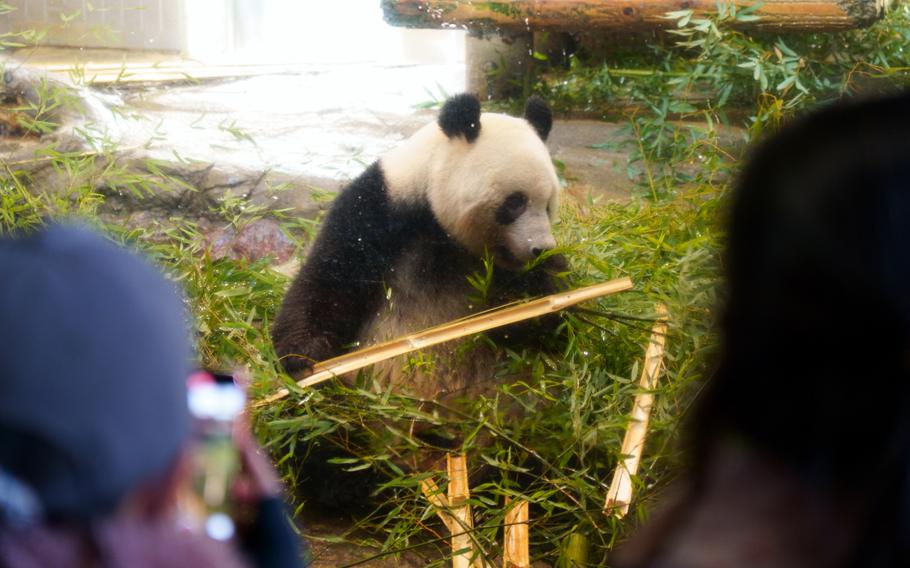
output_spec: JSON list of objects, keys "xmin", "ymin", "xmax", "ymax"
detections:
[
  {"xmin": 0, "ymin": 224, "xmax": 307, "ymax": 567},
  {"xmin": 615, "ymin": 92, "xmax": 910, "ymax": 568}
]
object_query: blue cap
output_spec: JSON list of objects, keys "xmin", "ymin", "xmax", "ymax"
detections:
[{"xmin": 0, "ymin": 224, "xmax": 192, "ymax": 519}]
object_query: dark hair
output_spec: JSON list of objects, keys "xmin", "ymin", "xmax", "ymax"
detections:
[{"xmin": 694, "ymin": 91, "xmax": 910, "ymax": 565}]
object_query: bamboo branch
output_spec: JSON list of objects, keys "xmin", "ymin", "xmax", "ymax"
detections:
[
  {"xmin": 604, "ymin": 303, "xmax": 669, "ymax": 517},
  {"xmin": 256, "ymin": 277, "xmax": 633, "ymax": 406}
]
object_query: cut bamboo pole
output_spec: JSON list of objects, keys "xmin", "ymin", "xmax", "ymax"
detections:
[
  {"xmin": 383, "ymin": 0, "xmax": 889, "ymax": 32},
  {"xmin": 421, "ymin": 476, "xmax": 456, "ymax": 532},
  {"xmin": 448, "ymin": 454, "xmax": 485, "ymax": 568},
  {"xmin": 604, "ymin": 303, "xmax": 669, "ymax": 517},
  {"xmin": 257, "ymin": 277, "xmax": 633, "ymax": 406},
  {"xmin": 503, "ymin": 499, "xmax": 530, "ymax": 568}
]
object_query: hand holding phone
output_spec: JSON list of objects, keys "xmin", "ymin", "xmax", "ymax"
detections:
[{"xmin": 184, "ymin": 371, "xmax": 245, "ymax": 540}]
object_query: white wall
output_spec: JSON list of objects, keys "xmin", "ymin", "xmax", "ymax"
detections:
[
  {"xmin": 185, "ymin": 0, "xmax": 465, "ymax": 66},
  {"xmin": 0, "ymin": 0, "xmax": 186, "ymax": 51},
  {"xmin": 0, "ymin": 0, "xmax": 464, "ymax": 67}
]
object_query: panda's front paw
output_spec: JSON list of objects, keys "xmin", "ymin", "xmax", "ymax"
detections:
[
  {"xmin": 540, "ymin": 253, "xmax": 569, "ymax": 274},
  {"xmin": 275, "ymin": 335, "xmax": 339, "ymax": 376},
  {"xmin": 278, "ymin": 354, "xmax": 317, "ymax": 376},
  {"xmin": 515, "ymin": 253, "xmax": 570, "ymax": 297}
]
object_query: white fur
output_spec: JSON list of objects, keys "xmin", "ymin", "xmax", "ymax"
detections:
[
  {"xmin": 363, "ymin": 112, "xmax": 562, "ymax": 398},
  {"xmin": 381, "ymin": 112, "xmax": 560, "ymax": 261},
  {"xmin": 503, "ymin": 209, "xmax": 556, "ymax": 260}
]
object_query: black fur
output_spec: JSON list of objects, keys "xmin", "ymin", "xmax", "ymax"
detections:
[
  {"xmin": 524, "ymin": 95, "xmax": 553, "ymax": 141},
  {"xmin": 438, "ymin": 93, "xmax": 482, "ymax": 142},
  {"xmin": 272, "ymin": 163, "xmax": 436, "ymax": 373},
  {"xmin": 495, "ymin": 192, "xmax": 528, "ymax": 225}
]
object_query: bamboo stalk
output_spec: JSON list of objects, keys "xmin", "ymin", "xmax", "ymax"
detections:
[
  {"xmin": 503, "ymin": 498, "xmax": 530, "ymax": 568},
  {"xmin": 256, "ymin": 277, "xmax": 633, "ymax": 406},
  {"xmin": 604, "ymin": 303, "xmax": 669, "ymax": 517},
  {"xmin": 448, "ymin": 454, "xmax": 485, "ymax": 568},
  {"xmin": 557, "ymin": 533, "xmax": 590, "ymax": 568}
]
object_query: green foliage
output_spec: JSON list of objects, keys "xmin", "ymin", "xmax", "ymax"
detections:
[
  {"xmin": 137, "ymin": 220, "xmax": 288, "ymax": 370},
  {"xmin": 248, "ymin": 183, "xmax": 724, "ymax": 566},
  {"xmin": 466, "ymin": 251, "xmax": 496, "ymax": 306},
  {"xmin": 540, "ymin": 4, "xmax": 910, "ymax": 118},
  {"xmin": 413, "ymin": 83, "xmax": 452, "ymax": 110},
  {"xmin": 536, "ymin": 4, "xmax": 910, "ymax": 198}
]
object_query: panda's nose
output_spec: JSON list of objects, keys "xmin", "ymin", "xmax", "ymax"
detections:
[
  {"xmin": 531, "ymin": 244, "xmax": 554, "ymax": 257},
  {"xmin": 530, "ymin": 233, "xmax": 557, "ymax": 258}
]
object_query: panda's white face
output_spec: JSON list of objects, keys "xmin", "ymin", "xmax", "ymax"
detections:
[{"xmin": 382, "ymin": 111, "xmax": 560, "ymax": 270}]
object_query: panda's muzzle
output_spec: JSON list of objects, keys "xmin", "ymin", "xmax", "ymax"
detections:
[
  {"xmin": 529, "ymin": 236, "xmax": 556, "ymax": 258},
  {"xmin": 502, "ymin": 210, "xmax": 556, "ymax": 264}
]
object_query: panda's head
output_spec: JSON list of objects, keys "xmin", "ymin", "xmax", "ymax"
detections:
[{"xmin": 383, "ymin": 94, "xmax": 560, "ymax": 270}]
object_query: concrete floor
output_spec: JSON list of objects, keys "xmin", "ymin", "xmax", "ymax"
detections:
[
  {"xmin": 126, "ymin": 70, "xmax": 634, "ymax": 200},
  {"xmin": 7, "ymin": 47, "xmax": 634, "ymax": 213}
]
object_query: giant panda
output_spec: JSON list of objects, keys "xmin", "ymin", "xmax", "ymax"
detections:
[{"xmin": 272, "ymin": 93, "xmax": 566, "ymax": 404}]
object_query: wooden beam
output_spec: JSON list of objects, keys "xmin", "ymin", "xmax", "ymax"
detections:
[
  {"xmin": 604, "ymin": 303, "xmax": 668, "ymax": 517},
  {"xmin": 503, "ymin": 498, "xmax": 530, "ymax": 568},
  {"xmin": 256, "ymin": 277, "xmax": 633, "ymax": 406},
  {"xmin": 383, "ymin": 0, "xmax": 888, "ymax": 32}
]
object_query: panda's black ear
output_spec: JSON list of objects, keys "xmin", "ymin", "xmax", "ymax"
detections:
[
  {"xmin": 524, "ymin": 96, "xmax": 553, "ymax": 142},
  {"xmin": 439, "ymin": 93, "xmax": 482, "ymax": 143}
]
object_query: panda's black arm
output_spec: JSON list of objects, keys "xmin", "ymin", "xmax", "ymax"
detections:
[
  {"xmin": 486, "ymin": 253, "xmax": 570, "ymax": 347},
  {"xmin": 271, "ymin": 164, "xmax": 411, "ymax": 374}
]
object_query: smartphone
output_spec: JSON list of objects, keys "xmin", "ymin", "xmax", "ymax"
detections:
[{"xmin": 183, "ymin": 370, "xmax": 245, "ymax": 540}]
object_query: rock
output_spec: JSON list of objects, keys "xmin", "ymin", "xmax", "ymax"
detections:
[
  {"xmin": 96, "ymin": 158, "xmax": 326, "ymax": 220},
  {"xmin": 204, "ymin": 218, "xmax": 297, "ymax": 263}
]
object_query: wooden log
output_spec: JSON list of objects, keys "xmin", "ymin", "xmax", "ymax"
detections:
[
  {"xmin": 503, "ymin": 498, "xmax": 530, "ymax": 568},
  {"xmin": 604, "ymin": 303, "xmax": 668, "ymax": 517},
  {"xmin": 382, "ymin": 0, "xmax": 889, "ymax": 32},
  {"xmin": 256, "ymin": 277, "xmax": 633, "ymax": 407}
]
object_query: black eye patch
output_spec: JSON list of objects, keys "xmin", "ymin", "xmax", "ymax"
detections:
[{"xmin": 495, "ymin": 192, "xmax": 528, "ymax": 225}]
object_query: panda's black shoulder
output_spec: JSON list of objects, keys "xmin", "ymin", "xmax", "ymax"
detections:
[
  {"xmin": 338, "ymin": 162, "xmax": 387, "ymax": 202},
  {"xmin": 320, "ymin": 162, "xmax": 439, "ymax": 245},
  {"xmin": 319, "ymin": 162, "xmax": 390, "ymax": 229}
]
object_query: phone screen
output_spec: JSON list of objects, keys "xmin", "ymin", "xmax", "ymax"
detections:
[{"xmin": 182, "ymin": 371, "xmax": 245, "ymax": 540}]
